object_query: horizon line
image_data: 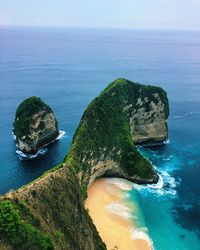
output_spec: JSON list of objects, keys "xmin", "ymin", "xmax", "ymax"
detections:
[{"xmin": 0, "ymin": 24, "xmax": 200, "ymax": 33}]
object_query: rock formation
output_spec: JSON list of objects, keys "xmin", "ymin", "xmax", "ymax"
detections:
[
  {"xmin": 130, "ymin": 93, "xmax": 168, "ymax": 144},
  {"xmin": 13, "ymin": 96, "xmax": 59, "ymax": 154},
  {"xmin": 66, "ymin": 78, "xmax": 169, "ymax": 188},
  {"xmin": 0, "ymin": 164, "xmax": 106, "ymax": 250},
  {"xmin": 0, "ymin": 79, "xmax": 169, "ymax": 249}
]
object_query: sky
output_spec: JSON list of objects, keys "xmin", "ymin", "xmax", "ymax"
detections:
[{"xmin": 0, "ymin": 0, "xmax": 200, "ymax": 31}]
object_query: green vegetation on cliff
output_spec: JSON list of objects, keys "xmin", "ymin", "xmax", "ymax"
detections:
[
  {"xmin": 0, "ymin": 200, "xmax": 53, "ymax": 250},
  {"xmin": 0, "ymin": 165, "xmax": 106, "ymax": 250},
  {"xmin": 0, "ymin": 78, "xmax": 169, "ymax": 249},
  {"xmin": 13, "ymin": 96, "xmax": 57, "ymax": 139},
  {"xmin": 66, "ymin": 78, "xmax": 169, "ymax": 187}
]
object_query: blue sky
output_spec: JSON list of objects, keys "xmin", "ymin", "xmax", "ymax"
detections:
[{"xmin": 0, "ymin": 0, "xmax": 200, "ymax": 30}]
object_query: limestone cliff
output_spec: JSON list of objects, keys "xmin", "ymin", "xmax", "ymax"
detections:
[
  {"xmin": 13, "ymin": 97, "xmax": 59, "ymax": 154},
  {"xmin": 130, "ymin": 94, "xmax": 168, "ymax": 144},
  {"xmin": 0, "ymin": 78, "xmax": 169, "ymax": 250},
  {"xmin": 66, "ymin": 78, "xmax": 169, "ymax": 188}
]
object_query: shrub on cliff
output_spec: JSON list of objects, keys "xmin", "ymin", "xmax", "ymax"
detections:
[
  {"xmin": 0, "ymin": 200, "xmax": 54, "ymax": 250},
  {"xmin": 13, "ymin": 96, "xmax": 58, "ymax": 142},
  {"xmin": 13, "ymin": 96, "xmax": 54, "ymax": 139},
  {"xmin": 66, "ymin": 78, "xmax": 169, "ymax": 189}
]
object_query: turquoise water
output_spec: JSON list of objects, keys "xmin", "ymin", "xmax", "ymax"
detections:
[
  {"xmin": 128, "ymin": 146, "xmax": 200, "ymax": 250},
  {"xmin": 0, "ymin": 27, "xmax": 200, "ymax": 249}
]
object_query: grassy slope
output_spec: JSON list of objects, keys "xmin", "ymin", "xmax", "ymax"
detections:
[{"xmin": 0, "ymin": 165, "xmax": 106, "ymax": 250}]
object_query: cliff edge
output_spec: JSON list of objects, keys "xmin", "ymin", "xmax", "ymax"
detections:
[
  {"xmin": 0, "ymin": 164, "xmax": 106, "ymax": 250},
  {"xmin": 0, "ymin": 78, "xmax": 169, "ymax": 249},
  {"xmin": 13, "ymin": 97, "xmax": 59, "ymax": 154},
  {"xmin": 66, "ymin": 78, "xmax": 169, "ymax": 189}
]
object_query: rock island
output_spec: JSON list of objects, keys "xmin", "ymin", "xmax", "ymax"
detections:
[{"xmin": 13, "ymin": 96, "xmax": 59, "ymax": 154}]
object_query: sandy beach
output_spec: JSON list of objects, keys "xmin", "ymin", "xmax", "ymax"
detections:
[{"xmin": 85, "ymin": 178, "xmax": 152, "ymax": 250}]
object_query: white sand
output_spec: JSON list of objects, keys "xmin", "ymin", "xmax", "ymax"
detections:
[{"xmin": 85, "ymin": 178, "xmax": 152, "ymax": 250}]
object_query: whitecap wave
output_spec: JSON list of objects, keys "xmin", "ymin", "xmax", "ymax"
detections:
[
  {"xmin": 12, "ymin": 131, "xmax": 16, "ymax": 140},
  {"xmin": 15, "ymin": 130, "xmax": 66, "ymax": 160},
  {"xmin": 163, "ymin": 139, "xmax": 170, "ymax": 144},
  {"xmin": 106, "ymin": 202, "xmax": 134, "ymax": 220},
  {"xmin": 162, "ymin": 171, "xmax": 176, "ymax": 188},
  {"xmin": 131, "ymin": 228, "xmax": 154, "ymax": 249},
  {"xmin": 163, "ymin": 155, "xmax": 174, "ymax": 161},
  {"xmin": 141, "ymin": 171, "xmax": 178, "ymax": 197},
  {"xmin": 56, "ymin": 130, "xmax": 66, "ymax": 140},
  {"xmin": 172, "ymin": 110, "xmax": 200, "ymax": 120},
  {"xmin": 106, "ymin": 178, "xmax": 133, "ymax": 191},
  {"xmin": 105, "ymin": 166, "xmax": 178, "ymax": 197},
  {"xmin": 132, "ymin": 183, "xmax": 143, "ymax": 192},
  {"xmin": 136, "ymin": 145, "xmax": 180, "ymax": 197},
  {"xmin": 147, "ymin": 174, "xmax": 164, "ymax": 189},
  {"xmin": 16, "ymin": 148, "xmax": 48, "ymax": 160}
]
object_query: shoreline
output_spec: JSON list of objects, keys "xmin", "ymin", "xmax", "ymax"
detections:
[{"xmin": 85, "ymin": 178, "xmax": 152, "ymax": 250}]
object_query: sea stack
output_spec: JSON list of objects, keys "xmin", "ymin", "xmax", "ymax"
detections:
[{"xmin": 13, "ymin": 96, "xmax": 59, "ymax": 154}]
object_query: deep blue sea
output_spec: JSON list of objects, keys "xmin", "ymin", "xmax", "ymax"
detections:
[{"xmin": 0, "ymin": 27, "xmax": 200, "ymax": 249}]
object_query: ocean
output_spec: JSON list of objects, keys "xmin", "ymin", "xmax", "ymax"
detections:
[{"xmin": 0, "ymin": 27, "xmax": 200, "ymax": 249}]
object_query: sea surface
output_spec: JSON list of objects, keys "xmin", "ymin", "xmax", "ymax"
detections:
[{"xmin": 0, "ymin": 27, "xmax": 200, "ymax": 249}]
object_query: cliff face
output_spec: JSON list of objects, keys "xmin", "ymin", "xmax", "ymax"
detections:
[
  {"xmin": 66, "ymin": 78, "xmax": 169, "ymax": 188},
  {"xmin": 13, "ymin": 97, "xmax": 59, "ymax": 154},
  {"xmin": 0, "ymin": 164, "xmax": 106, "ymax": 250},
  {"xmin": 0, "ymin": 79, "xmax": 169, "ymax": 249},
  {"xmin": 130, "ymin": 95, "xmax": 168, "ymax": 144}
]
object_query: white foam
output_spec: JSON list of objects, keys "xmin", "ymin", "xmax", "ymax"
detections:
[
  {"xmin": 165, "ymin": 189, "xmax": 177, "ymax": 196},
  {"xmin": 139, "ymin": 170, "xmax": 178, "ymax": 197},
  {"xmin": 162, "ymin": 171, "xmax": 176, "ymax": 188},
  {"xmin": 15, "ymin": 130, "xmax": 66, "ymax": 160},
  {"xmin": 163, "ymin": 155, "xmax": 174, "ymax": 161},
  {"xmin": 147, "ymin": 174, "xmax": 164, "ymax": 189},
  {"xmin": 172, "ymin": 110, "xmax": 200, "ymax": 120},
  {"xmin": 12, "ymin": 131, "xmax": 16, "ymax": 140},
  {"xmin": 106, "ymin": 178, "xmax": 133, "ymax": 191},
  {"xmin": 163, "ymin": 139, "xmax": 170, "ymax": 144},
  {"xmin": 131, "ymin": 228, "xmax": 154, "ymax": 249},
  {"xmin": 105, "ymin": 166, "xmax": 177, "ymax": 197},
  {"xmin": 56, "ymin": 130, "xmax": 66, "ymax": 140},
  {"xmin": 106, "ymin": 202, "xmax": 133, "ymax": 220},
  {"xmin": 132, "ymin": 183, "xmax": 143, "ymax": 191},
  {"xmin": 135, "ymin": 145, "xmax": 179, "ymax": 196},
  {"xmin": 16, "ymin": 148, "xmax": 48, "ymax": 159}
]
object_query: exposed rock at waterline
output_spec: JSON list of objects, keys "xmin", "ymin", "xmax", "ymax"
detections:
[{"xmin": 13, "ymin": 96, "xmax": 59, "ymax": 154}]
